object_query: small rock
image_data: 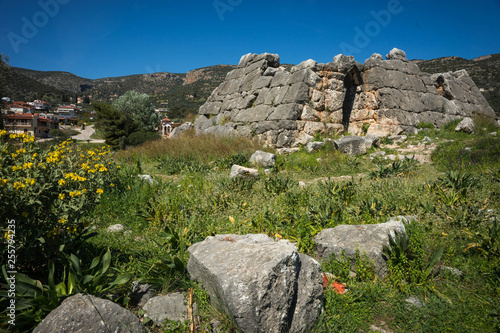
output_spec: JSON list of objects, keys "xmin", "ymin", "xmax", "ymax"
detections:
[
  {"xmin": 107, "ymin": 224, "xmax": 125, "ymax": 233},
  {"xmin": 388, "ymin": 135, "xmax": 407, "ymax": 143},
  {"xmin": 264, "ymin": 169, "xmax": 271, "ymax": 175},
  {"xmin": 406, "ymin": 296, "xmax": 425, "ymax": 308},
  {"xmin": 455, "ymin": 117, "xmax": 474, "ymax": 134},
  {"xmin": 249, "ymin": 150, "xmax": 276, "ymax": 168},
  {"xmin": 130, "ymin": 282, "xmax": 156, "ymax": 307},
  {"xmin": 277, "ymin": 148, "xmax": 300, "ymax": 155},
  {"xmin": 138, "ymin": 174, "xmax": 157, "ymax": 185},
  {"xmin": 229, "ymin": 165, "xmax": 259, "ymax": 179},
  {"xmin": 489, "ymin": 132, "xmax": 498, "ymax": 136},
  {"xmin": 440, "ymin": 266, "xmax": 463, "ymax": 277}
]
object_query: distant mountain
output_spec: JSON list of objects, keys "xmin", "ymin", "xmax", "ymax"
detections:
[
  {"xmin": 5, "ymin": 54, "xmax": 499, "ymax": 118},
  {"xmin": 411, "ymin": 54, "xmax": 500, "ymax": 116}
]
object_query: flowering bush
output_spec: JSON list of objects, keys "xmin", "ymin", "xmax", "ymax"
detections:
[{"xmin": 0, "ymin": 131, "xmax": 121, "ymax": 270}]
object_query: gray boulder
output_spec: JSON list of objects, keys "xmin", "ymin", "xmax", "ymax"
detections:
[
  {"xmin": 249, "ymin": 150, "xmax": 276, "ymax": 168},
  {"xmin": 142, "ymin": 293, "xmax": 189, "ymax": 325},
  {"xmin": 170, "ymin": 122, "xmax": 194, "ymax": 138},
  {"xmin": 187, "ymin": 234, "xmax": 323, "ymax": 333},
  {"xmin": 315, "ymin": 216, "xmax": 412, "ymax": 277},
  {"xmin": 33, "ymin": 294, "xmax": 147, "ymax": 333},
  {"xmin": 334, "ymin": 136, "xmax": 368, "ymax": 156},
  {"xmin": 229, "ymin": 165, "xmax": 259, "ymax": 179},
  {"xmin": 455, "ymin": 117, "xmax": 475, "ymax": 133},
  {"xmin": 386, "ymin": 48, "xmax": 408, "ymax": 62}
]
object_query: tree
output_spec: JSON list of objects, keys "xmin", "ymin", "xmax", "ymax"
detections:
[
  {"xmin": 112, "ymin": 91, "xmax": 160, "ymax": 132},
  {"xmin": 94, "ymin": 102, "xmax": 138, "ymax": 150}
]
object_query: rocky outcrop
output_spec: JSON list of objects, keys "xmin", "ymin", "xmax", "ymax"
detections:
[
  {"xmin": 33, "ymin": 294, "xmax": 147, "ymax": 333},
  {"xmin": 194, "ymin": 49, "xmax": 496, "ymax": 147},
  {"xmin": 314, "ymin": 216, "xmax": 413, "ymax": 278},
  {"xmin": 229, "ymin": 165, "xmax": 259, "ymax": 179},
  {"xmin": 187, "ymin": 234, "xmax": 323, "ymax": 333}
]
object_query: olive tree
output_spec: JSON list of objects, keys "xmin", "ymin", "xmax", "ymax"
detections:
[{"xmin": 112, "ymin": 91, "xmax": 160, "ymax": 132}]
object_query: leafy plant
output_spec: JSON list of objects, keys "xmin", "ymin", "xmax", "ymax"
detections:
[
  {"xmin": 263, "ymin": 174, "xmax": 294, "ymax": 195},
  {"xmin": 0, "ymin": 249, "xmax": 131, "ymax": 331}
]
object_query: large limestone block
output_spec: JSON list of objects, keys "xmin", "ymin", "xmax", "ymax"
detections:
[
  {"xmin": 386, "ymin": 47, "xmax": 408, "ymax": 62},
  {"xmin": 283, "ymin": 82, "xmax": 310, "ymax": 104},
  {"xmin": 268, "ymin": 103, "xmax": 303, "ymax": 120},
  {"xmin": 187, "ymin": 234, "xmax": 323, "ymax": 333},
  {"xmin": 315, "ymin": 216, "xmax": 411, "ymax": 277},
  {"xmin": 33, "ymin": 294, "xmax": 147, "ymax": 333},
  {"xmin": 233, "ymin": 105, "xmax": 273, "ymax": 123}
]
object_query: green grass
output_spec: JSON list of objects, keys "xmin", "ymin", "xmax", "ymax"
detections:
[{"xmin": 5, "ymin": 126, "xmax": 500, "ymax": 332}]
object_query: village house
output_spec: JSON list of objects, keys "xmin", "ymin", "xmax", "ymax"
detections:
[
  {"xmin": 8, "ymin": 101, "xmax": 36, "ymax": 114},
  {"xmin": 3, "ymin": 113, "xmax": 59, "ymax": 138},
  {"xmin": 33, "ymin": 100, "xmax": 51, "ymax": 111}
]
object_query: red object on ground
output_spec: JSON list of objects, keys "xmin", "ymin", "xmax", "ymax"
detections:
[{"xmin": 323, "ymin": 273, "xmax": 346, "ymax": 294}]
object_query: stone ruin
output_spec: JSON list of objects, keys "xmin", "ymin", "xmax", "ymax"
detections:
[{"xmin": 193, "ymin": 48, "xmax": 496, "ymax": 147}]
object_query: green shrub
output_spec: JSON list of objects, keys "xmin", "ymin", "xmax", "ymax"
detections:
[{"xmin": 0, "ymin": 133, "xmax": 120, "ymax": 272}]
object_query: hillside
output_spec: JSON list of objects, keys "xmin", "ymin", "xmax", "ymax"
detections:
[
  {"xmin": 411, "ymin": 53, "xmax": 500, "ymax": 116},
  {"xmin": 8, "ymin": 65, "xmax": 236, "ymax": 119}
]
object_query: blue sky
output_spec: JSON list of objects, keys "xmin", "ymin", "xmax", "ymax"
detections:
[{"xmin": 1, "ymin": 0, "xmax": 499, "ymax": 79}]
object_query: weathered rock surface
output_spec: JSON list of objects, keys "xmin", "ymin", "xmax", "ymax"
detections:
[
  {"xmin": 170, "ymin": 122, "xmax": 194, "ymax": 138},
  {"xmin": 194, "ymin": 49, "xmax": 495, "ymax": 147},
  {"xmin": 306, "ymin": 141, "xmax": 326, "ymax": 152},
  {"xmin": 229, "ymin": 165, "xmax": 259, "ymax": 179},
  {"xmin": 249, "ymin": 150, "xmax": 276, "ymax": 167},
  {"xmin": 33, "ymin": 294, "xmax": 147, "ymax": 333},
  {"xmin": 455, "ymin": 117, "xmax": 475, "ymax": 133},
  {"xmin": 187, "ymin": 234, "xmax": 323, "ymax": 333},
  {"xmin": 143, "ymin": 293, "xmax": 188, "ymax": 325},
  {"xmin": 315, "ymin": 216, "xmax": 413, "ymax": 277},
  {"xmin": 334, "ymin": 136, "xmax": 369, "ymax": 156}
]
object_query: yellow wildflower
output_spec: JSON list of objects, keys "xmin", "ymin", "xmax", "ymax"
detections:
[
  {"xmin": 23, "ymin": 162, "xmax": 33, "ymax": 169},
  {"xmin": 25, "ymin": 178, "xmax": 35, "ymax": 186},
  {"xmin": 11, "ymin": 153, "xmax": 18, "ymax": 158},
  {"xmin": 0, "ymin": 179, "xmax": 8, "ymax": 185},
  {"xmin": 4, "ymin": 232, "xmax": 10, "ymax": 239},
  {"xmin": 58, "ymin": 218, "xmax": 67, "ymax": 224},
  {"xmin": 96, "ymin": 188, "xmax": 103, "ymax": 195},
  {"xmin": 110, "ymin": 183, "xmax": 115, "ymax": 187},
  {"xmin": 13, "ymin": 182, "xmax": 25, "ymax": 190},
  {"xmin": 59, "ymin": 193, "xmax": 65, "ymax": 200},
  {"xmin": 58, "ymin": 179, "xmax": 66, "ymax": 186},
  {"xmin": 11, "ymin": 165, "xmax": 22, "ymax": 171}
]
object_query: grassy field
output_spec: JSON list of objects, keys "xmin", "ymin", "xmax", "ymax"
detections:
[{"xmin": 1, "ymin": 120, "xmax": 500, "ymax": 332}]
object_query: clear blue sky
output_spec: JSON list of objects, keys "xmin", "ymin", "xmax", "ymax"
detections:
[{"xmin": 1, "ymin": 0, "xmax": 499, "ymax": 79}]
